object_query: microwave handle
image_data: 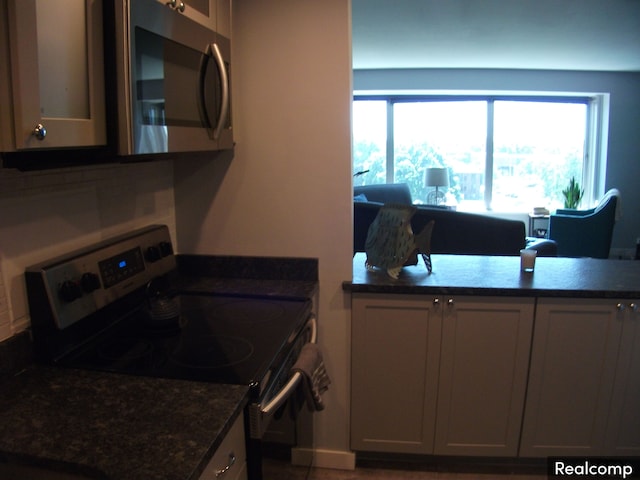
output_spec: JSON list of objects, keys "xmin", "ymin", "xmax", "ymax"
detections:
[
  {"xmin": 199, "ymin": 43, "xmax": 229, "ymax": 141},
  {"xmin": 260, "ymin": 314, "xmax": 317, "ymax": 416},
  {"xmin": 210, "ymin": 43, "xmax": 229, "ymax": 141}
]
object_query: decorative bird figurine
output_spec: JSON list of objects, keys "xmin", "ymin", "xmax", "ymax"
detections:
[{"xmin": 365, "ymin": 203, "xmax": 435, "ymax": 279}]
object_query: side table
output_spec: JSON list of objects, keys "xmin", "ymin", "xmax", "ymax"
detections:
[{"xmin": 528, "ymin": 214, "xmax": 550, "ymax": 238}]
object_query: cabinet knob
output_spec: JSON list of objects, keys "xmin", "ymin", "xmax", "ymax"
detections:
[
  {"xmin": 166, "ymin": 0, "xmax": 185, "ymax": 12},
  {"xmin": 33, "ymin": 123, "xmax": 47, "ymax": 140},
  {"xmin": 447, "ymin": 298, "xmax": 454, "ymax": 307},
  {"xmin": 629, "ymin": 303, "xmax": 638, "ymax": 313},
  {"xmin": 433, "ymin": 298, "xmax": 439, "ymax": 306},
  {"xmin": 616, "ymin": 303, "xmax": 627, "ymax": 312}
]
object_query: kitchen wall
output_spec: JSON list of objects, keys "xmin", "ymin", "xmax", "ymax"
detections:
[
  {"xmin": 354, "ymin": 68, "xmax": 640, "ymax": 256},
  {"xmin": 0, "ymin": 161, "xmax": 176, "ymax": 342},
  {"xmin": 173, "ymin": 0, "xmax": 354, "ymax": 469}
]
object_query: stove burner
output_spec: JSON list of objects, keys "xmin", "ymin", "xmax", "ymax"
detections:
[
  {"xmin": 99, "ymin": 338, "xmax": 154, "ymax": 362},
  {"xmin": 214, "ymin": 299, "xmax": 286, "ymax": 323},
  {"xmin": 171, "ymin": 335, "xmax": 254, "ymax": 369}
]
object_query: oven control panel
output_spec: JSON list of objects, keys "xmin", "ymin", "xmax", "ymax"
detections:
[{"xmin": 26, "ymin": 225, "xmax": 176, "ymax": 330}]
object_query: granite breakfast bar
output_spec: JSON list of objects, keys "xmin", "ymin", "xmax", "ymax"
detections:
[
  {"xmin": 345, "ymin": 253, "xmax": 640, "ymax": 459},
  {"xmin": 346, "ymin": 252, "xmax": 640, "ymax": 298}
]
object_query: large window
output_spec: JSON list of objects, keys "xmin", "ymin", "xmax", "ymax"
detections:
[{"xmin": 353, "ymin": 96, "xmax": 593, "ymax": 212}]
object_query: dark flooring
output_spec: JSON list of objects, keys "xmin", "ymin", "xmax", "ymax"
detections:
[{"xmin": 263, "ymin": 455, "xmax": 548, "ymax": 480}]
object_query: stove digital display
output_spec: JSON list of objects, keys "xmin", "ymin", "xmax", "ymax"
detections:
[{"xmin": 98, "ymin": 247, "xmax": 145, "ymax": 288}]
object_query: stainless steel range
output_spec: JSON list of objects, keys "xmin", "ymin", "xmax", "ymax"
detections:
[{"xmin": 25, "ymin": 225, "xmax": 315, "ymax": 480}]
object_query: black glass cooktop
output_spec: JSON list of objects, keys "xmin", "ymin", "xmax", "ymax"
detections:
[{"xmin": 61, "ymin": 294, "xmax": 312, "ymax": 387}]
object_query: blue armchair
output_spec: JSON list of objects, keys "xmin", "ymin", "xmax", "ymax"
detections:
[{"xmin": 548, "ymin": 189, "xmax": 620, "ymax": 258}]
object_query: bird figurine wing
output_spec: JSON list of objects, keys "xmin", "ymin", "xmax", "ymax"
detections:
[{"xmin": 365, "ymin": 204, "xmax": 417, "ymax": 276}]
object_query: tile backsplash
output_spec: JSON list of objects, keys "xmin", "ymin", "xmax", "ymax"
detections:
[{"xmin": 0, "ymin": 161, "xmax": 176, "ymax": 342}]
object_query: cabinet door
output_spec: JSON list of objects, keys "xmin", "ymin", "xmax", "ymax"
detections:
[
  {"xmin": 6, "ymin": 0, "xmax": 106, "ymax": 150},
  {"xmin": 351, "ymin": 294, "xmax": 441, "ymax": 454},
  {"xmin": 605, "ymin": 301, "xmax": 640, "ymax": 456},
  {"xmin": 434, "ymin": 296, "xmax": 534, "ymax": 456},
  {"xmin": 520, "ymin": 298, "xmax": 622, "ymax": 457}
]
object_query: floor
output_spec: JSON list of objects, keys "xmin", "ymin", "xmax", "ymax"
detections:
[{"xmin": 263, "ymin": 456, "xmax": 548, "ymax": 480}]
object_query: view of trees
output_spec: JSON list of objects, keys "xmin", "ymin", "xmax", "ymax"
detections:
[{"xmin": 353, "ymin": 99, "xmax": 586, "ymax": 212}]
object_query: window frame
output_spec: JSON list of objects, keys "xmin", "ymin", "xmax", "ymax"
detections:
[{"xmin": 353, "ymin": 94, "xmax": 605, "ymax": 211}]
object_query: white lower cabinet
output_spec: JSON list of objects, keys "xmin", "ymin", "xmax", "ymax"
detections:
[
  {"xmin": 351, "ymin": 294, "xmax": 441, "ymax": 454},
  {"xmin": 520, "ymin": 298, "xmax": 640, "ymax": 457},
  {"xmin": 351, "ymin": 294, "xmax": 534, "ymax": 456},
  {"xmin": 434, "ymin": 296, "xmax": 534, "ymax": 456},
  {"xmin": 605, "ymin": 300, "xmax": 640, "ymax": 455},
  {"xmin": 199, "ymin": 414, "xmax": 247, "ymax": 480}
]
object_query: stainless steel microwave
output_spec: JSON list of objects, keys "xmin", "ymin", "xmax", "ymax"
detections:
[{"xmin": 111, "ymin": 0, "xmax": 233, "ymax": 155}]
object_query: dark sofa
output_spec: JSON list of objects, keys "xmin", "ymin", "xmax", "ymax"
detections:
[{"xmin": 354, "ymin": 183, "xmax": 557, "ymax": 256}]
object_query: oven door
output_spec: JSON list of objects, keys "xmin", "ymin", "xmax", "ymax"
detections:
[
  {"xmin": 117, "ymin": 0, "xmax": 232, "ymax": 155},
  {"xmin": 248, "ymin": 314, "xmax": 317, "ymax": 440}
]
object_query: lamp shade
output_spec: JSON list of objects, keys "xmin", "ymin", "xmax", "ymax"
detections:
[{"xmin": 425, "ymin": 168, "xmax": 449, "ymax": 187}]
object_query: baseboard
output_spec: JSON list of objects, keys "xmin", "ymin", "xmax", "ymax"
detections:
[{"xmin": 291, "ymin": 447, "xmax": 356, "ymax": 470}]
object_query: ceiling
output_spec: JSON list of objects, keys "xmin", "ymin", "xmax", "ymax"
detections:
[{"xmin": 352, "ymin": 0, "xmax": 640, "ymax": 72}]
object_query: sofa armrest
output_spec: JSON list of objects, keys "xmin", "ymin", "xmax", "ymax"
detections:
[{"xmin": 353, "ymin": 183, "xmax": 413, "ymax": 205}]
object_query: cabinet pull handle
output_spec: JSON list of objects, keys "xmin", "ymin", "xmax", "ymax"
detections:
[
  {"xmin": 33, "ymin": 123, "xmax": 46, "ymax": 140},
  {"xmin": 629, "ymin": 303, "xmax": 638, "ymax": 313},
  {"xmin": 433, "ymin": 298, "xmax": 439, "ymax": 306},
  {"xmin": 166, "ymin": 0, "xmax": 185, "ymax": 12},
  {"xmin": 447, "ymin": 298, "xmax": 454, "ymax": 307},
  {"xmin": 215, "ymin": 452, "xmax": 236, "ymax": 478},
  {"xmin": 616, "ymin": 303, "xmax": 626, "ymax": 312}
]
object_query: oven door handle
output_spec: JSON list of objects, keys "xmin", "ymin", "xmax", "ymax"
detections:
[{"xmin": 260, "ymin": 313, "xmax": 317, "ymax": 416}]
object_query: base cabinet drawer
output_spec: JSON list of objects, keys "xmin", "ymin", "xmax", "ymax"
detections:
[{"xmin": 199, "ymin": 414, "xmax": 247, "ymax": 480}]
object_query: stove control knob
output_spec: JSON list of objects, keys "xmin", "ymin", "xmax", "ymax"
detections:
[
  {"xmin": 59, "ymin": 280, "xmax": 82, "ymax": 303},
  {"xmin": 81, "ymin": 272, "xmax": 101, "ymax": 293},
  {"xmin": 159, "ymin": 241, "xmax": 173, "ymax": 257},
  {"xmin": 145, "ymin": 246, "xmax": 162, "ymax": 263}
]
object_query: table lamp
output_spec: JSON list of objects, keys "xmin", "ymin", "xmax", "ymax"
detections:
[{"xmin": 425, "ymin": 167, "xmax": 449, "ymax": 205}]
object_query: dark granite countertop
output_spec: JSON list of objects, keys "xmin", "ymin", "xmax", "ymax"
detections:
[
  {"xmin": 345, "ymin": 253, "xmax": 640, "ymax": 298},
  {"xmin": 0, "ymin": 365, "xmax": 248, "ymax": 480},
  {"xmin": 175, "ymin": 254, "xmax": 319, "ymax": 300}
]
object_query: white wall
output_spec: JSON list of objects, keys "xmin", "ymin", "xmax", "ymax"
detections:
[
  {"xmin": 0, "ymin": 161, "xmax": 176, "ymax": 342},
  {"xmin": 173, "ymin": 0, "xmax": 354, "ymax": 468},
  {"xmin": 354, "ymin": 68, "xmax": 640, "ymax": 254}
]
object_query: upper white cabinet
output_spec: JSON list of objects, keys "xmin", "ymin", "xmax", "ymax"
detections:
[
  {"xmin": 157, "ymin": 0, "xmax": 231, "ymax": 37},
  {"xmin": 1, "ymin": 0, "xmax": 106, "ymax": 151}
]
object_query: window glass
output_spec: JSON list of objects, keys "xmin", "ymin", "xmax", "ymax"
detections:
[
  {"xmin": 352, "ymin": 96, "xmax": 590, "ymax": 212},
  {"xmin": 493, "ymin": 101, "xmax": 586, "ymax": 211},
  {"xmin": 393, "ymin": 101, "xmax": 486, "ymax": 206},
  {"xmin": 352, "ymin": 100, "xmax": 386, "ymax": 185}
]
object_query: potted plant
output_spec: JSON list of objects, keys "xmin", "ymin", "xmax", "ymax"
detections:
[{"xmin": 562, "ymin": 176, "xmax": 584, "ymax": 209}]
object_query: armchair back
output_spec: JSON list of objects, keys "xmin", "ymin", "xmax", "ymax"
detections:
[{"xmin": 548, "ymin": 189, "xmax": 619, "ymax": 258}]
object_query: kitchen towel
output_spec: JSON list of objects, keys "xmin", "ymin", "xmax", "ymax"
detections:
[{"xmin": 292, "ymin": 343, "xmax": 331, "ymax": 411}]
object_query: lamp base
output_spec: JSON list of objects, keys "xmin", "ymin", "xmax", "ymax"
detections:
[{"xmin": 427, "ymin": 190, "xmax": 446, "ymax": 205}]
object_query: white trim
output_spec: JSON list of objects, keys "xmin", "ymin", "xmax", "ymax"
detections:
[{"xmin": 291, "ymin": 447, "xmax": 356, "ymax": 471}]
